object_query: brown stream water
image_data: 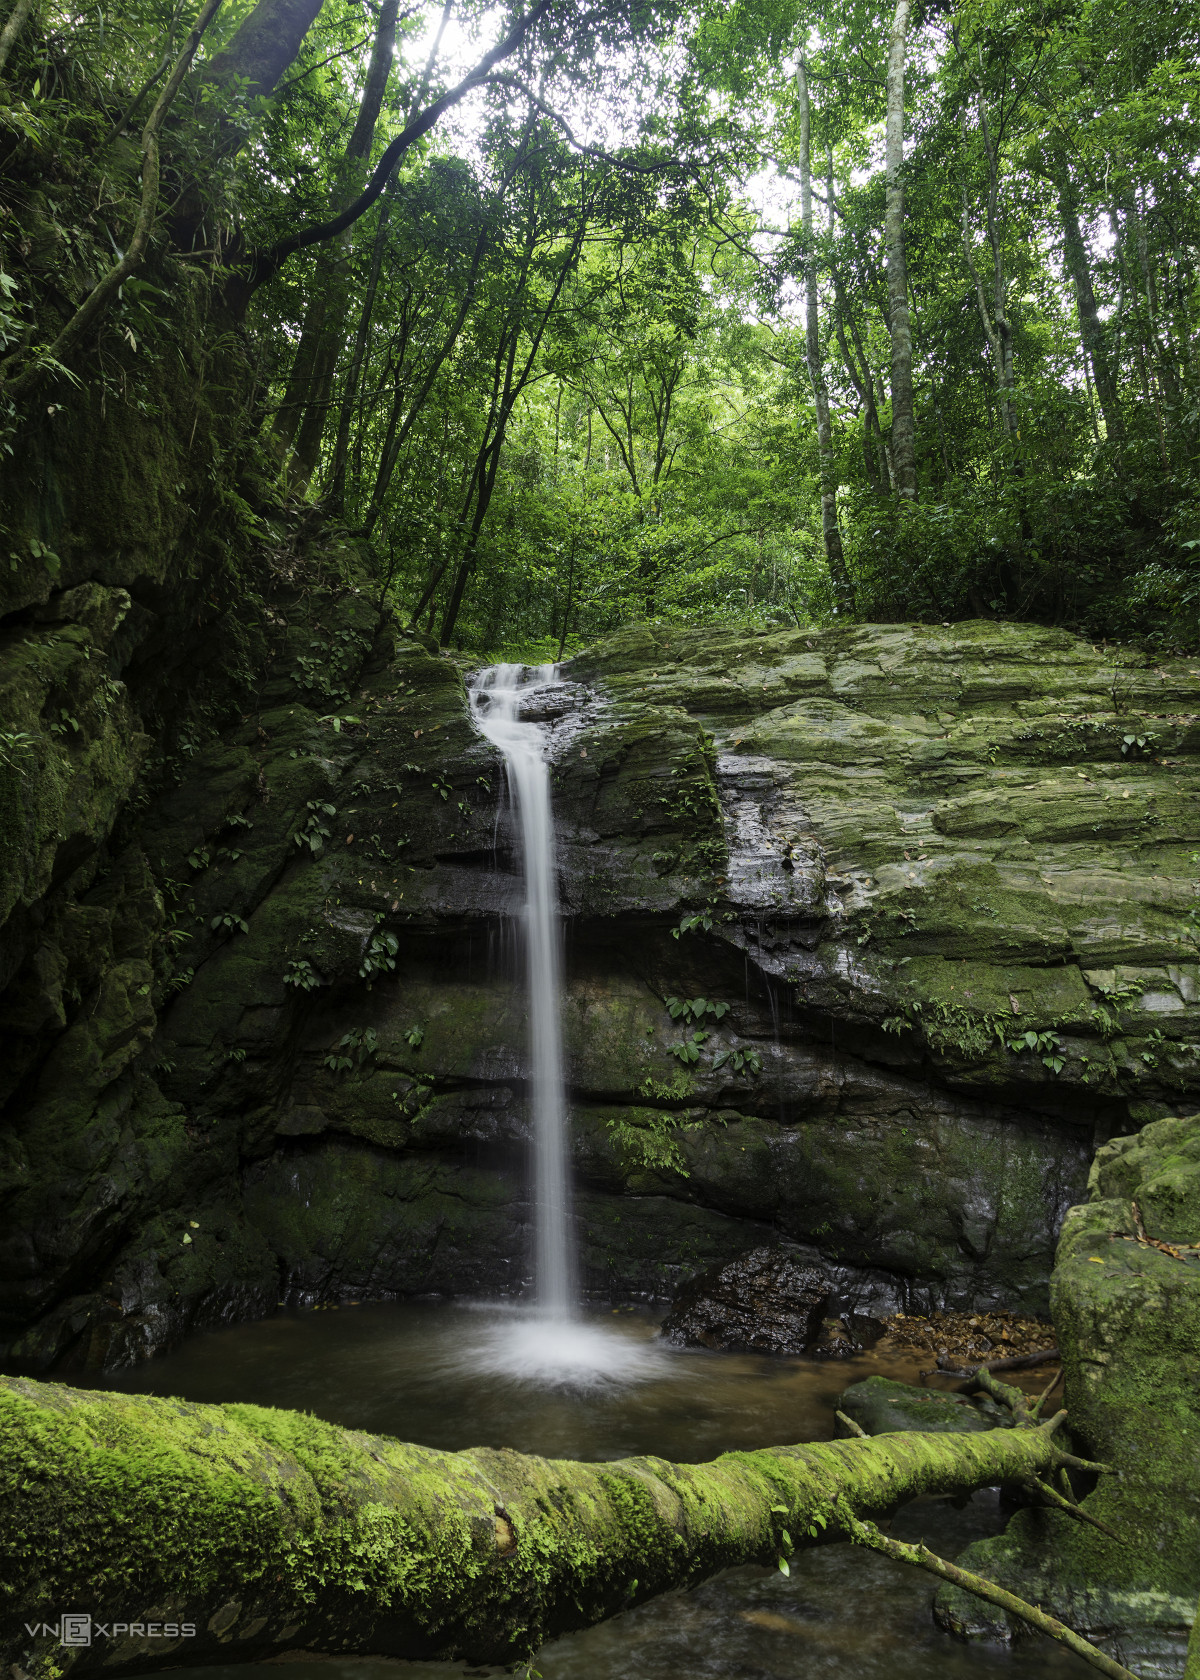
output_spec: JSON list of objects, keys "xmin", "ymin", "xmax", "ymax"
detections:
[{"xmin": 98, "ymin": 1299, "xmax": 1095, "ymax": 1680}]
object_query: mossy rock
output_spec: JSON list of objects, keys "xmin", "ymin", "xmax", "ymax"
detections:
[
  {"xmin": 836, "ymin": 1375, "xmax": 1009, "ymax": 1435},
  {"xmin": 933, "ymin": 1113, "xmax": 1200, "ymax": 1665}
]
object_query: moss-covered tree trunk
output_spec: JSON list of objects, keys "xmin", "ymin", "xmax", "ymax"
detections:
[{"xmin": 2, "ymin": 1374, "xmax": 1084, "ymax": 1677}]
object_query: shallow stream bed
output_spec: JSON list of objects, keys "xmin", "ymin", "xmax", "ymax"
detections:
[{"xmin": 94, "ymin": 1300, "xmax": 1094, "ymax": 1680}]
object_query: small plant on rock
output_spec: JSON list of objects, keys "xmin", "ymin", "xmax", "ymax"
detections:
[
  {"xmin": 293, "ymin": 801, "xmax": 336, "ymax": 854},
  {"xmin": 713, "ymin": 1046, "xmax": 763, "ymax": 1077},
  {"xmin": 669, "ymin": 1030, "xmax": 709, "ymax": 1064},
  {"xmin": 360, "ymin": 927, "xmax": 399, "ymax": 986},
  {"xmin": 210, "ymin": 911, "xmax": 249, "ymax": 936},
  {"xmin": 325, "ymin": 1027, "xmax": 379, "ymax": 1073},
  {"xmin": 666, "ymin": 996, "xmax": 730, "ymax": 1025}
]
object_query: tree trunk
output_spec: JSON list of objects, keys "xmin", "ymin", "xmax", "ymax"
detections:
[
  {"xmin": 976, "ymin": 89, "xmax": 1016, "ymax": 440},
  {"xmin": 202, "ymin": 0, "xmax": 326, "ymax": 102},
  {"xmin": 1056, "ymin": 174, "xmax": 1123, "ymax": 442},
  {"xmin": 796, "ymin": 61, "xmax": 853, "ymax": 610},
  {"xmin": 326, "ymin": 185, "xmax": 394, "ymax": 512},
  {"xmin": 1, "ymin": 1373, "xmax": 1083, "ymax": 1680},
  {"xmin": 167, "ymin": 0, "xmax": 326, "ymax": 248},
  {"xmin": 274, "ymin": 289, "xmax": 327, "ymax": 452},
  {"xmin": 0, "ymin": 0, "xmax": 34, "ymax": 77},
  {"xmin": 278, "ymin": 0, "xmax": 400, "ymax": 486},
  {"xmin": 884, "ymin": 0, "xmax": 917, "ymax": 499}
]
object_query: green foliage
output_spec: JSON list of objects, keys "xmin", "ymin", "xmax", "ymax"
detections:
[
  {"xmin": 324, "ymin": 1027, "xmax": 379, "ymax": 1073},
  {"xmin": 671, "ymin": 909, "xmax": 714, "ymax": 939},
  {"xmin": 0, "ymin": 729, "xmax": 34, "ymax": 772},
  {"xmin": 665, "ymin": 996, "xmax": 730, "ymax": 1025},
  {"xmin": 359, "ymin": 927, "xmax": 398, "ymax": 985},
  {"xmin": 293, "ymin": 801, "xmax": 335, "ymax": 854},
  {"xmin": 2, "ymin": 0, "xmax": 1197, "ymax": 662},
  {"xmin": 668, "ymin": 1030, "xmax": 708, "ymax": 1064},
  {"xmin": 712, "ymin": 1046, "xmax": 763, "ymax": 1077},
  {"xmin": 604, "ymin": 1108, "xmax": 700, "ymax": 1177},
  {"xmin": 210, "ymin": 911, "xmax": 249, "ymax": 936}
]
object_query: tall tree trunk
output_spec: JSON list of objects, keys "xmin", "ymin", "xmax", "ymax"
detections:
[
  {"xmin": 280, "ymin": 0, "xmax": 400, "ymax": 486},
  {"xmin": 275, "ymin": 289, "xmax": 327, "ymax": 452},
  {"xmin": 325, "ymin": 185, "xmax": 394, "ymax": 512},
  {"xmin": 884, "ymin": 0, "xmax": 917, "ymax": 499},
  {"xmin": 833, "ymin": 269, "xmax": 892, "ymax": 491},
  {"xmin": 977, "ymin": 92, "xmax": 1015, "ymax": 437},
  {"xmin": 797, "ymin": 60, "xmax": 853, "ymax": 608},
  {"xmin": 201, "ymin": 0, "xmax": 326, "ymax": 102},
  {"xmin": 0, "ymin": 0, "xmax": 34, "ymax": 77},
  {"xmin": 1, "ymin": 1371, "xmax": 1086, "ymax": 1680},
  {"xmin": 168, "ymin": 0, "xmax": 326, "ymax": 247},
  {"xmin": 325, "ymin": 2, "xmax": 456, "ymax": 511},
  {"xmin": 437, "ymin": 190, "xmax": 590, "ymax": 643},
  {"xmin": 959, "ymin": 153, "xmax": 1012, "ymax": 439},
  {"xmin": 1056, "ymin": 173, "xmax": 1123, "ymax": 442}
]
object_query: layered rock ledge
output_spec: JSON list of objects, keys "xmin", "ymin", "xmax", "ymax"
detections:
[{"xmin": 2, "ymin": 609, "xmax": 1199, "ymax": 1368}]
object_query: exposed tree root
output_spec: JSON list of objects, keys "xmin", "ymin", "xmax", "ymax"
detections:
[{"xmin": 843, "ymin": 1514, "xmax": 1140, "ymax": 1680}]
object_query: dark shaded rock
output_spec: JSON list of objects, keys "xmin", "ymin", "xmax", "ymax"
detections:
[
  {"xmin": 837, "ymin": 1375, "xmax": 1009, "ymax": 1436},
  {"xmin": 516, "ymin": 681, "xmax": 585, "ymax": 722},
  {"xmin": 659, "ymin": 1246, "xmax": 830, "ymax": 1353},
  {"xmin": 809, "ymin": 1315, "xmax": 862, "ymax": 1358}
]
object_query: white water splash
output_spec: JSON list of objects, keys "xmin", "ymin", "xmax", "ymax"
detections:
[{"xmin": 453, "ymin": 1305, "xmax": 675, "ymax": 1390}]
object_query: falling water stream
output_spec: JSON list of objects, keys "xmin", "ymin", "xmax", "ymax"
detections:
[
  {"xmin": 467, "ymin": 663, "xmax": 661, "ymax": 1385},
  {"xmin": 470, "ymin": 663, "xmax": 574, "ymax": 1319}
]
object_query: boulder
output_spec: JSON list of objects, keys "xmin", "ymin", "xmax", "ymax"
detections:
[
  {"xmin": 837, "ymin": 1374, "xmax": 1009, "ymax": 1435},
  {"xmin": 659, "ymin": 1246, "xmax": 830, "ymax": 1353},
  {"xmin": 933, "ymin": 1113, "xmax": 1200, "ymax": 1671}
]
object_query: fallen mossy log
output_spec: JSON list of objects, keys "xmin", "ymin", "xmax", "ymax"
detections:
[{"xmin": 1, "ymin": 1373, "xmax": 1097, "ymax": 1677}]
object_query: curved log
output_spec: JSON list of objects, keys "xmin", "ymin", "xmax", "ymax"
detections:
[{"xmin": 1, "ymin": 1373, "xmax": 1084, "ymax": 1677}]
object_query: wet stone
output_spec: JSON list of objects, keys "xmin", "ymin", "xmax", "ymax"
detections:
[
  {"xmin": 837, "ymin": 1375, "xmax": 1009, "ymax": 1436},
  {"xmin": 659, "ymin": 1246, "xmax": 831, "ymax": 1354}
]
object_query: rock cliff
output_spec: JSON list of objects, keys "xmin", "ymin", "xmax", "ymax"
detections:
[{"xmin": 3, "ymin": 576, "xmax": 1198, "ymax": 1369}]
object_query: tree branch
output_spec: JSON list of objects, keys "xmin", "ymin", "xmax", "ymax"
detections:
[
  {"xmin": 238, "ymin": 0, "xmax": 556, "ymax": 296},
  {"xmin": 844, "ymin": 1513, "xmax": 1140, "ymax": 1680}
]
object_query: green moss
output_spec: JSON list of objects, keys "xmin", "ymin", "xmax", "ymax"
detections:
[
  {"xmin": 935, "ymin": 1114, "xmax": 1200, "ymax": 1653},
  {"xmin": 0, "ymin": 1367, "xmax": 1089, "ymax": 1675}
]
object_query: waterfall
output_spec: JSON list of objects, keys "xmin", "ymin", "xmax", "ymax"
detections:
[{"xmin": 470, "ymin": 663, "xmax": 574, "ymax": 1320}]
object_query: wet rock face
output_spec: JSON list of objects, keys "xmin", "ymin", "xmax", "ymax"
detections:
[
  {"xmin": 3, "ymin": 608, "xmax": 1200, "ymax": 1372},
  {"xmin": 659, "ymin": 1247, "xmax": 830, "ymax": 1353}
]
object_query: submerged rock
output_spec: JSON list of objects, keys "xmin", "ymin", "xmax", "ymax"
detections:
[
  {"xmin": 837, "ymin": 1374, "xmax": 1009, "ymax": 1435},
  {"xmin": 659, "ymin": 1246, "xmax": 830, "ymax": 1353}
]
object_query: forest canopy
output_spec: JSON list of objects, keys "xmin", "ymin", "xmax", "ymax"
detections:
[{"xmin": 1, "ymin": 0, "xmax": 1197, "ymax": 654}]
